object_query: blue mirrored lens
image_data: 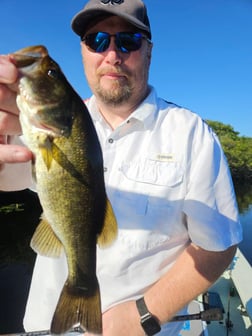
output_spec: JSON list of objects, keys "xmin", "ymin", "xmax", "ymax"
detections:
[
  {"xmin": 82, "ymin": 32, "xmax": 144, "ymax": 53},
  {"xmin": 86, "ymin": 32, "xmax": 110, "ymax": 52},
  {"xmin": 116, "ymin": 33, "xmax": 142, "ymax": 53}
]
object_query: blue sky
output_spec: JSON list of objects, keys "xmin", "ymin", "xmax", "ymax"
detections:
[{"xmin": 1, "ymin": 0, "xmax": 251, "ymax": 137}]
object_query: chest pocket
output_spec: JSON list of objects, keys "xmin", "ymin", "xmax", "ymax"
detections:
[
  {"xmin": 120, "ymin": 158, "xmax": 184, "ymax": 187},
  {"xmin": 109, "ymin": 159, "xmax": 187, "ymax": 252}
]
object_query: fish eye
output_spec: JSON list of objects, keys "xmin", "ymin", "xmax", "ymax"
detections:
[{"xmin": 47, "ymin": 68, "xmax": 60, "ymax": 79}]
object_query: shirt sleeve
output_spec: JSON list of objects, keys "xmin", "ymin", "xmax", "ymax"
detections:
[
  {"xmin": 0, "ymin": 136, "xmax": 34, "ymax": 191},
  {"xmin": 183, "ymin": 120, "xmax": 243, "ymax": 251}
]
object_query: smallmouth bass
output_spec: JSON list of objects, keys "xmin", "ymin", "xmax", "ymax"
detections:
[{"xmin": 11, "ymin": 45, "xmax": 117, "ymax": 334}]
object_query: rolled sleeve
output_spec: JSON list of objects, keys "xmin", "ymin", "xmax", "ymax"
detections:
[{"xmin": 183, "ymin": 122, "xmax": 242, "ymax": 251}]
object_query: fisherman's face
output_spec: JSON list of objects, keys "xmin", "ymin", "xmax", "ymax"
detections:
[{"xmin": 81, "ymin": 16, "xmax": 152, "ymax": 106}]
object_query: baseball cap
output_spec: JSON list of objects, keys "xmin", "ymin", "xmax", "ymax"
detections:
[{"xmin": 71, "ymin": 0, "xmax": 151, "ymax": 39}]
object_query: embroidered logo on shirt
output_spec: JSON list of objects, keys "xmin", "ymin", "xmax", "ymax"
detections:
[
  {"xmin": 157, "ymin": 154, "xmax": 173, "ymax": 161},
  {"xmin": 150, "ymin": 153, "xmax": 175, "ymax": 162},
  {"xmin": 101, "ymin": 0, "xmax": 124, "ymax": 4}
]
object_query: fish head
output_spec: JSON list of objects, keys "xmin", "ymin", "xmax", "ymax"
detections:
[{"xmin": 11, "ymin": 45, "xmax": 75, "ymax": 137}]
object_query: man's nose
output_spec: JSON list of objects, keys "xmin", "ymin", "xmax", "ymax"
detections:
[{"xmin": 104, "ymin": 37, "xmax": 123, "ymax": 64}]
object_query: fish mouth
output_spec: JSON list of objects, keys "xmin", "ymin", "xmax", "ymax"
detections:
[
  {"xmin": 11, "ymin": 45, "xmax": 48, "ymax": 67},
  {"xmin": 18, "ymin": 92, "xmax": 65, "ymax": 136},
  {"xmin": 19, "ymin": 85, "xmax": 43, "ymax": 106},
  {"xmin": 28, "ymin": 114, "xmax": 67, "ymax": 137},
  {"xmin": 18, "ymin": 95, "xmax": 69, "ymax": 138},
  {"xmin": 36, "ymin": 121, "xmax": 65, "ymax": 137},
  {"xmin": 19, "ymin": 81, "xmax": 61, "ymax": 108}
]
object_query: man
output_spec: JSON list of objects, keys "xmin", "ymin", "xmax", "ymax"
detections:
[{"xmin": 0, "ymin": 0, "xmax": 242, "ymax": 335}]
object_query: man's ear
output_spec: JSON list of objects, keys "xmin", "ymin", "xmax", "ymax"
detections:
[{"xmin": 147, "ymin": 43, "xmax": 153, "ymax": 62}]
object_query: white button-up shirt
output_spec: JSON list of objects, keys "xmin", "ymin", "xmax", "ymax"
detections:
[{"xmin": 23, "ymin": 87, "xmax": 242, "ymax": 334}]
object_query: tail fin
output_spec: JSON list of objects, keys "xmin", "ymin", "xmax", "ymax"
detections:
[{"xmin": 50, "ymin": 280, "xmax": 102, "ymax": 334}]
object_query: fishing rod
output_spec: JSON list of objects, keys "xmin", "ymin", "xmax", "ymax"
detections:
[
  {"xmin": 1, "ymin": 307, "xmax": 223, "ymax": 336},
  {"xmin": 0, "ymin": 326, "xmax": 84, "ymax": 336},
  {"xmin": 170, "ymin": 307, "xmax": 223, "ymax": 322}
]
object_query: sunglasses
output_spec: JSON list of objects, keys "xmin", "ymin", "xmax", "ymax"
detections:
[{"xmin": 81, "ymin": 32, "xmax": 151, "ymax": 53}]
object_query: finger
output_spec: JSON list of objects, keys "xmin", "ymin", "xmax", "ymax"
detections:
[
  {"xmin": 0, "ymin": 84, "xmax": 19, "ymax": 116},
  {"xmin": 0, "ymin": 144, "xmax": 32, "ymax": 164},
  {"xmin": 0, "ymin": 56, "xmax": 18, "ymax": 83},
  {"xmin": 0, "ymin": 110, "xmax": 22, "ymax": 135},
  {"xmin": 0, "ymin": 135, "xmax": 7, "ymax": 144}
]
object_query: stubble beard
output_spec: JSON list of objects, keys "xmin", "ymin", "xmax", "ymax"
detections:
[{"xmin": 94, "ymin": 80, "xmax": 133, "ymax": 106}]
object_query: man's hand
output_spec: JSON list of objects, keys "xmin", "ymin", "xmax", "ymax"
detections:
[
  {"xmin": 0, "ymin": 55, "xmax": 32, "ymax": 168},
  {"xmin": 86, "ymin": 300, "xmax": 145, "ymax": 336}
]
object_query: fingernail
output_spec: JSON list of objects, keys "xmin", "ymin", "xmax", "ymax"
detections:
[{"xmin": 14, "ymin": 150, "xmax": 32, "ymax": 162}]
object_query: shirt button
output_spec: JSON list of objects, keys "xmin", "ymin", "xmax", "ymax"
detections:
[
  {"xmin": 104, "ymin": 167, "xmax": 108, "ymax": 172},
  {"xmin": 108, "ymin": 138, "xmax": 114, "ymax": 144}
]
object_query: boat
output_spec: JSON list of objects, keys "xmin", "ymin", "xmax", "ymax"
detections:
[{"xmin": 180, "ymin": 247, "xmax": 252, "ymax": 336}]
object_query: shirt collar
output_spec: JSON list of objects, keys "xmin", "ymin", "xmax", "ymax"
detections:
[{"xmin": 86, "ymin": 86, "xmax": 158, "ymax": 130}]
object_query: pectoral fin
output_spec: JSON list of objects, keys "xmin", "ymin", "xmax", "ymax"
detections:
[
  {"xmin": 40, "ymin": 146, "xmax": 53, "ymax": 170},
  {"xmin": 39, "ymin": 137, "xmax": 90, "ymax": 186},
  {"xmin": 97, "ymin": 198, "xmax": 117, "ymax": 248},
  {"xmin": 38, "ymin": 136, "xmax": 54, "ymax": 170},
  {"xmin": 30, "ymin": 214, "xmax": 63, "ymax": 257}
]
